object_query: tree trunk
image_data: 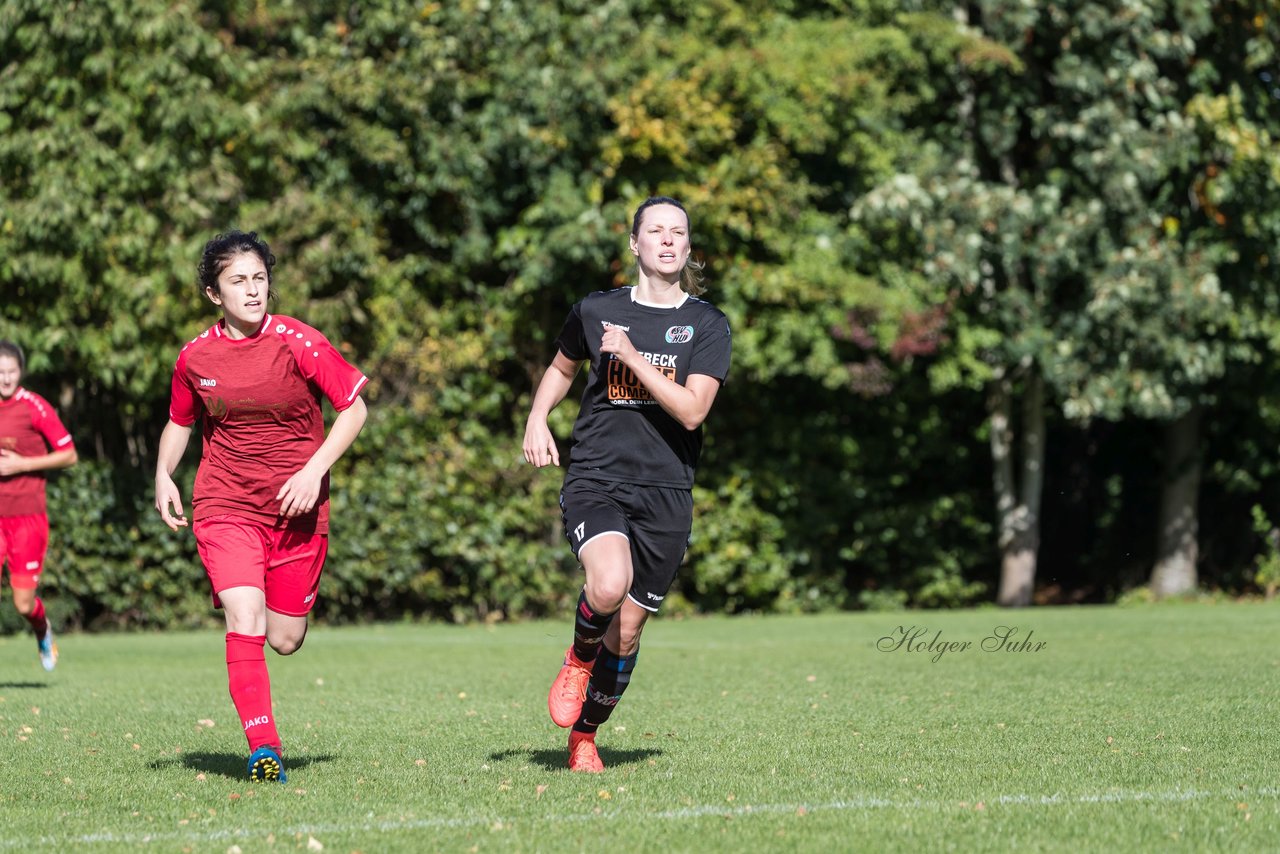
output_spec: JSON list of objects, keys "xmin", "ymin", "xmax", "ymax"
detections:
[
  {"xmin": 1150, "ymin": 405, "xmax": 1202, "ymax": 597},
  {"xmin": 992, "ymin": 371, "xmax": 1046, "ymax": 607}
]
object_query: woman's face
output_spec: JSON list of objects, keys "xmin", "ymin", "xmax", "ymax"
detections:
[
  {"xmin": 207, "ymin": 252, "xmax": 269, "ymax": 336},
  {"xmin": 629, "ymin": 204, "xmax": 691, "ymax": 280},
  {"xmin": 0, "ymin": 355, "xmax": 21, "ymax": 400}
]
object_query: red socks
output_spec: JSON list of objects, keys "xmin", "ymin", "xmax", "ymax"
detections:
[
  {"xmin": 25, "ymin": 597, "xmax": 48, "ymax": 639},
  {"xmin": 225, "ymin": 633, "xmax": 280, "ymax": 752}
]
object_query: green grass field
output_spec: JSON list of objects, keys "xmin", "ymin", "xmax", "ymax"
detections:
[{"xmin": 0, "ymin": 603, "xmax": 1276, "ymax": 852}]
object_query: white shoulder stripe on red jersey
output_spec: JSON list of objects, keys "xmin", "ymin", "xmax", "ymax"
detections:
[{"xmin": 346, "ymin": 375, "xmax": 369, "ymax": 404}]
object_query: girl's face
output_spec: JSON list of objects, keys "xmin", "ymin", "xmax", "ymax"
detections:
[
  {"xmin": 0, "ymin": 355, "xmax": 21, "ymax": 400},
  {"xmin": 629, "ymin": 204, "xmax": 691, "ymax": 281},
  {"xmin": 207, "ymin": 252, "xmax": 269, "ymax": 338}
]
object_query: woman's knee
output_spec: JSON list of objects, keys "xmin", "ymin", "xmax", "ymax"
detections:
[
  {"xmin": 267, "ymin": 617, "xmax": 308, "ymax": 655},
  {"xmin": 267, "ymin": 631, "xmax": 305, "ymax": 656},
  {"xmin": 584, "ymin": 578, "xmax": 628, "ymax": 613}
]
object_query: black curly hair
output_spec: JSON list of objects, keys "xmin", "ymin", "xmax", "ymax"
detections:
[{"xmin": 197, "ymin": 230, "xmax": 277, "ymax": 300}]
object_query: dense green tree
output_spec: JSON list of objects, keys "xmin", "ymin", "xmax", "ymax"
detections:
[
  {"xmin": 2, "ymin": 0, "xmax": 1277, "ymax": 627},
  {"xmin": 854, "ymin": 0, "xmax": 1280, "ymax": 605}
]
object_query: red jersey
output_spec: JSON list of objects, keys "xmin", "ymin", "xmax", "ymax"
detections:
[
  {"xmin": 0, "ymin": 388, "xmax": 76, "ymax": 517},
  {"xmin": 168, "ymin": 313, "xmax": 368, "ymax": 533}
]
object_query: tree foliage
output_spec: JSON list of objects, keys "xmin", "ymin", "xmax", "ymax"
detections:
[{"xmin": 1, "ymin": 0, "xmax": 1278, "ymax": 627}]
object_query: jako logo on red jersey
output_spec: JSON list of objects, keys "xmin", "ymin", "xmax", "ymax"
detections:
[
  {"xmin": 665, "ymin": 325, "xmax": 694, "ymax": 344},
  {"xmin": 243, "ymin": 715, "xmax": 271, "ymax": 731},
  {"xmin": 199, "ymin": 378, "xmax": 217, "ymax": 387}
]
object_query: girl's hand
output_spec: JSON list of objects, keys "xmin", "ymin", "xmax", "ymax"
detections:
[
  {"xmin": 154, "ymin": 476, "xmax": 189, "ymax": 531},
  {"xmin": 277, "ymin": 465, "xmax": 324, "ymax": 517},
  {"xmin": 0, "ymin": 448, "xmax": 27, "ymax": 476},
  {"xmin": 600, "ymin": 326, "xmax": 640, "ymax": 366},
  {"xmin": 523, "ymin": 420, "xmax": 560, "ymax": 467}
]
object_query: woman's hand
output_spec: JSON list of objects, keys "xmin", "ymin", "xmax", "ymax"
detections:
[
  {"xmin": 277, "ymin": 464, "xmax": 325, "ymax": 518},
  {"xmin": 523, "ymin": 419, "xmax": 560, "ymax": 467},
  {"xmin": 154, "ymin": 474, "xmax": 189, "ymax": 531}
]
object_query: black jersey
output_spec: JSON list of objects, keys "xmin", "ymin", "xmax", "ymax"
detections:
[{"xmin": 555, "ymin": 287, "xmax": 732, "ymax": 489}]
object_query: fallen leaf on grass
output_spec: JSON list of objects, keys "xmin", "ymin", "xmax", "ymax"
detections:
[
  {"xmin": 414, "ymin": 759, "xmax": 427, "ymax": 767},
  {"xmin": 795, "ymin": 807, "xmax": 808, "ymax": 817},
  {"xmin": 598, "ymin": 790, "xmax": 611, "ymax": 800},
  {"xmin": 536, "ymin": 785, "xmax": 548, "ymax": 798},
  {"xmin": 195, "ymin": 774, "xmax": 206, "ymax": 782},
  {"xmin": 307, "ymin": 836, "xmax": 323, "ymax": 851}
]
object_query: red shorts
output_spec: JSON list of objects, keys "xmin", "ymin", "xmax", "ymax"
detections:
[
  {"xmin": 0, "ymin": 514, "xmax": 50, "ymax": 590},
  {"xmin": 193, "ymin": 515, "xmax": 328, "ymax": 617}
]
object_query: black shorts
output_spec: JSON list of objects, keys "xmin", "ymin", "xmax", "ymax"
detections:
[{"xmin": 559, "ymin": 477, "xmax": 693, "ymax": 613}]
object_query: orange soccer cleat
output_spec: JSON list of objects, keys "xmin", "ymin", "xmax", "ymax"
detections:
[
  {"xmin": 568, "ymin": 730, "xmax": 604, "ymax": 773},
  {"xmin": 548, "ymin": 647, "xmax": 594, "ymax": 728}
]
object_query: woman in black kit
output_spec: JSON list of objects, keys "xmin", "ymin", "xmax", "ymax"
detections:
[{"xmin": 523, "ymin": 196, "xmax": 732, "ymax": 772}]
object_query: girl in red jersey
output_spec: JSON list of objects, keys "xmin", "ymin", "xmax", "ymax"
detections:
[
  {"xmin": 523, "ymin": 197, "xmax": 732, "ymax": 772},
  {"xmin": 154, "ymin": 231, "xmax": 368, "ymax": 784},
  {"xmin": 0, "ymin": 341, "xmax": 78, "ymax": 672}
]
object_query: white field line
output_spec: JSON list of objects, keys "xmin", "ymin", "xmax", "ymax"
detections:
[{"xmin": 11, "ymin": 786, "xmax": 1279, "ymax": 848}]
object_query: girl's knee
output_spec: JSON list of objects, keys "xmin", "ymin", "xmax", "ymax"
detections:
[
  {"xmin": 584, "ymin": 581, "xmax": 628, "ymax": 614},
  {"xmin": 268, "ymin": 635, "xmax": 304, "ymax": 656}
]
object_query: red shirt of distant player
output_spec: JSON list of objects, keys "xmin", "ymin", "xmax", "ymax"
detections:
[
  {"xmin": 168, "ymin": 314, "xmax": 368, "ymax": 534},
  {"xmin": 0, "ymin": 389, "xmax": 76, "ymax": 517}
]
